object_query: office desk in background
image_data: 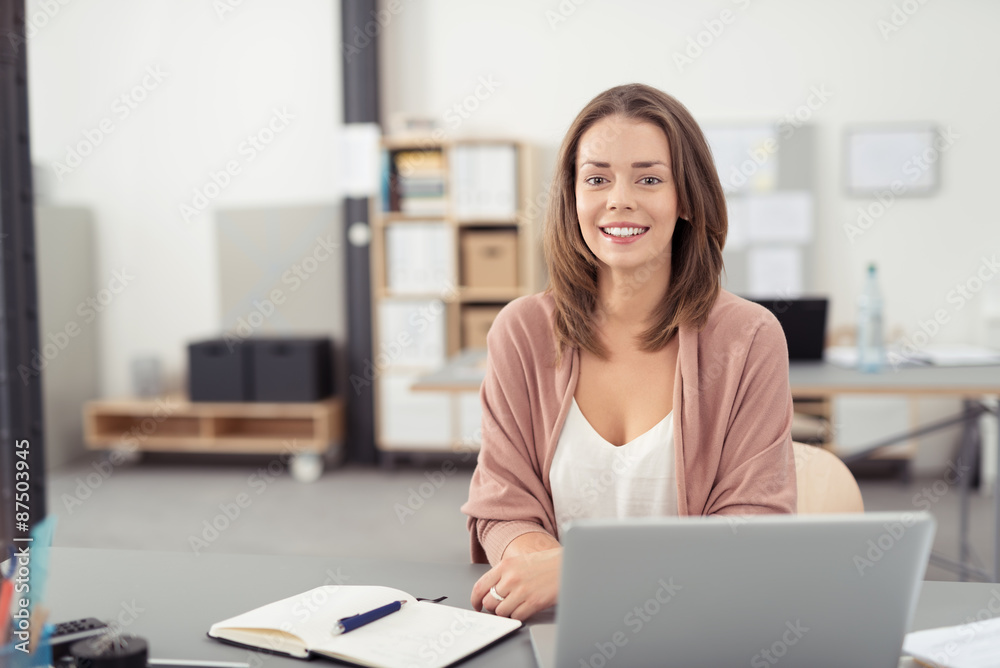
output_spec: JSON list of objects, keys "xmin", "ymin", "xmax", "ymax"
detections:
[
  {"xmin": 46, "ymin": 547, "xmax": 1000, "ymax": 667},
  {"xmin": 789, "ymin": 361, "xmax": 1000, "ymax": 582}
]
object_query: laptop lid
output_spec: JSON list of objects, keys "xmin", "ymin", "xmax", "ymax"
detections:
[
  {"xmin": 544, "ymin": 512, "xmax": 934, "ymax": 668},
  {"xmin": 749, "ymin": 296, "xmax": 828, "ymax": 360}
]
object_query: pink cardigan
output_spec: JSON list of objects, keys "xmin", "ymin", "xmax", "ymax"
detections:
[{"xmin": 460, "ymin": 289, "xmax": 797, "ymax": 564}]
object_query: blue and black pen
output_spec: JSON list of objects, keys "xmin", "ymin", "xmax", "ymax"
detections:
[{"xmin": 332, "ymin": 600, "xmax": 407, "ymax": 635}]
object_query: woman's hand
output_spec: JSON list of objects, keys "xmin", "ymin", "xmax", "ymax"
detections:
[{"xmin": 470, "ymin": 533, "xmax": 562, "ymax": 621}]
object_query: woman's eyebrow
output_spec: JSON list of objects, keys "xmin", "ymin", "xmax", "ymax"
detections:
[{"xmin": 579, "ymin": 160, "xmax": 668, "ymax": 169}]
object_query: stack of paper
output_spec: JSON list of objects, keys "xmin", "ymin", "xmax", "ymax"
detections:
[
  {"xmin": 824, "ymin": 345, "xmax": 1000, "ymax": 369},
  {"xmin": 902, "ymin": 615, "xmax": 1000, "ymax": 668},
  {"xmin": 915, "ymin": 345, "xmax": 1000, "ymax": 367}
]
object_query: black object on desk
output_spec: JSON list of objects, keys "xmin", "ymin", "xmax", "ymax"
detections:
[
  {"xmin": 749, "ymin": 296, "xmax": 828, "ymax": 361},
  {"xmin": 70, "ymin": 635, "xmax": 147, "ymax": 668}
]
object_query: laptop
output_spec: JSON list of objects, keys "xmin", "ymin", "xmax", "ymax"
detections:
[
  {"xmin": 749, "ymin": 296, "xmax": 828, "ymax": 360},
  {"xmin": 530, "ymin": 512, "xmax": 935, "ymax": 668}
]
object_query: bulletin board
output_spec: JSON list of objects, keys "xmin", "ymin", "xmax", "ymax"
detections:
[
  {"xmin": 702, "ymin": 123, "xmax": 818, "ymax": 299},
  {"xmin": 843, "ymin": 124, "xmax": 939, "ymax": 196}
]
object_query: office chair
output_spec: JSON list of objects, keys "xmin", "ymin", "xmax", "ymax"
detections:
[{"xmin": 793, "ymin": 441, "xmax": 865, "ymax": 514}]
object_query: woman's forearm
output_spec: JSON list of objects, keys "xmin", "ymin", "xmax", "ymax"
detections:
[{"xmin": 501, "ymin": 531, "xmax": 561, "ymax": 560}]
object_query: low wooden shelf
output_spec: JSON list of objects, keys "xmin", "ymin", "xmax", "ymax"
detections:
[{"xmin": 83, "ymin": 395, "xmax": 344, "ymax": 481}]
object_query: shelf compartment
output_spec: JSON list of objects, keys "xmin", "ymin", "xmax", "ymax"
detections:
[
  {"xmin": 213, "ymin": 417, "xmax": 316, "ymax": 439},
  {"xmin": 84, "ymin": 396, "xmax": 342, "ymax": 455},
  {"xmin": 89, "ymin": 414, "xmax": 201, "ymax": 441}
]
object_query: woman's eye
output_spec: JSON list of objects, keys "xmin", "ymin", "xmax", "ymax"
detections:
[
  {"xmin": 585, "ymin": 176, "xmax": 607, "ymax": 186},
  {"xmin": 640, "ymin": 177, "xmax": 662, "ymax": 185}
]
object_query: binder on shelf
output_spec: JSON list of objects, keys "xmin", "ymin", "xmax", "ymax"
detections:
[
  {"xmin": 458, "ymin": 391, "xmax": 483, "ymax": 446},
  {"xmin": 377, "ymin": 299, "xmax": 447, "ymax": 369},
  {"xmin": 378, "ymin": 374, "xmax": 452, "ymax": 448},
  {"xmin": 384, "ymin": 222, "xmax": 454, "ymax": 295},
  {"xmin": 387, "ymin": 149, "xmax": 447, "ymax": 215},
  {"xmin": 451, "ymin": 143, "xmax": 518, "ymax": 220}
]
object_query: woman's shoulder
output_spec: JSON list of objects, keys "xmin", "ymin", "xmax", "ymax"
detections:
[
  {"xmin": 491, "ymin": 291, "xmax": 557, "ymax": 338},
  {"xmin": 701, "ymin": 289, "xmax": 784, "ymax": 345},
  {"xmin": 486, "ymin": 291, "xmax": 560, "ymax": 363}
]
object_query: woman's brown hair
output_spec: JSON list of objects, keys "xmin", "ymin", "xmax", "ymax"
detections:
[{"xmin": 544, "ymin": 83, "xmax": 727, "ymax": 361}]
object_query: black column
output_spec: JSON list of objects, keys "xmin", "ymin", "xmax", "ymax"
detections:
[
  {"xmin": 0, "ymin": 0, "xmax": 47, "ymax": 547},
  {"xmin": 341, "ymin": 0, "xmax": 380, "ymax": 464}
]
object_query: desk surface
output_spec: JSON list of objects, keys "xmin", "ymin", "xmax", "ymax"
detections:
[
  {"xmin": 413, "ymin": 349, "xmax": 1000, "ymax": 396},
  {"xmin": 46, "ymin": 547, "xmax": 1000, "ymax": 667},
  {"xmin": 788, "ymin": 361, "xmax": 1000, "ymax": 396}
]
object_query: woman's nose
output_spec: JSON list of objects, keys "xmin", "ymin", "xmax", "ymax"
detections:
[{"xmin": 607, "ymin": 181, "xmax": 635, "ymax": 210}]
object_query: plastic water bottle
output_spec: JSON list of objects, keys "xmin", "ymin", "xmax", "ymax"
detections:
[{"xmin": 857, "ymin": 263, "xmax": 884, "ymax": 373}]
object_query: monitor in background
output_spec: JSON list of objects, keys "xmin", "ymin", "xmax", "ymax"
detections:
[{"xmin": 749, "ymin": 296, "xmax": 829, "ymax": 361}]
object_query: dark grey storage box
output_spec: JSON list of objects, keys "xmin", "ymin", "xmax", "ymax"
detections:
[
  {"xmin": 188, "ymin": 338, "xmax": 252, "ymax": 402},
  {"xmin": 251, "ymin": 337, "xmax": 333, "ymax": 402}
]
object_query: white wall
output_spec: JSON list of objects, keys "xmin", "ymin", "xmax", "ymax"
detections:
[
  {"xmin": 380, "ymin": 0, "xmax": 999, "ymax": 342},
  {"xmin": 27, "ymin": 0, "xmax": 343, "ymax": 396},
  {"xmin": 24, "ymin": 0, "xmax": 1000, "ymax": 471},
  {"xmin": 379, "ymin": 0, "xmax": 1000, "ymax": 472}
]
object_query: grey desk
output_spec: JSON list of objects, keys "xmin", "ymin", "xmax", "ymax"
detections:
[
  {"xmin": 789, "ymin": 361, "xmax": 1000, "ymax": 583},
  {"xmin": 44, "ymin": 547, "xmax": 1000, "ymax": 666},
  {"xmin": 788, "ymin": 360, "xmax": 1000, "ymax": 396}
]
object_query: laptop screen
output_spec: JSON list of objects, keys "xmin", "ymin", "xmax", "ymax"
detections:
[{"xmin": 748, "ymin": 296, "xmax": 829, "ymax": 361}]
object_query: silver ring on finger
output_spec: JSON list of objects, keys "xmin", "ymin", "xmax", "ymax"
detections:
[{"xmin": 489, "ymin": 585, "xmax": 505, "ymax": 602}]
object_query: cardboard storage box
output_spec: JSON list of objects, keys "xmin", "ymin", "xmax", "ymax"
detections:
[
  {"xmin": 462, "ymin": 305, "xmax": 503, "ymax": 349},
  {"xmin": 460, "ymin": 230, "xmax": 518, "ymax": 289}
]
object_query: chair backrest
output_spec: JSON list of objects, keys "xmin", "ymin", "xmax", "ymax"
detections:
[{"xmin": 793, "ymin": 441, "xmax": 864, "ymax": 513}]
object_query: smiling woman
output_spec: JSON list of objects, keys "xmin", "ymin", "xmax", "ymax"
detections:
[{"xmin": 461, "ymin": 84, "xmax": 797, "ymax": 622}]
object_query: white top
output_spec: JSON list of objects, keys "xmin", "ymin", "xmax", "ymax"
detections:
[{"xmin": 550, "ymin": 398, "xmax": 678, "ymax": 535}]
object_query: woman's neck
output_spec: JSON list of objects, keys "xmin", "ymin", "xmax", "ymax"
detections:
[{"xmin": 595, "ymin": 258, "xmax": 671, "ymax": 333}]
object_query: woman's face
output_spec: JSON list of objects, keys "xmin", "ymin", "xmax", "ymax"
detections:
[{"xmin": 575, "ymin": 115, "xmax": 681, "ymax": 282}]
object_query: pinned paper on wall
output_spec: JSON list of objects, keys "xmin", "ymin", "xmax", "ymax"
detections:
[
  {"xmin": 339, "ymin": 123, "xmax": 382, "ymax": 197},
  {"xmin": 746, "ymin": 191, "xmax": 813, "ymax": 243},
  {"xmin": 844, "ymin": 125, "xmax": 938, "ymax": 195},
  {"xmin": 747, "ymin": 246, "xmax": 802, "ymax": 297},
  {"xmin": 703, "ymin": 125, "xmax": 779, "ymax": 194},
  {"xmin": 724, "ymin": 197, "xmax": 750, "ymax": 250}
]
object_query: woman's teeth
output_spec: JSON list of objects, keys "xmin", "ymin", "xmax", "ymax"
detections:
[{"xmin": 602, "ymin": 227, "xmax": 647, "ymax": 237}]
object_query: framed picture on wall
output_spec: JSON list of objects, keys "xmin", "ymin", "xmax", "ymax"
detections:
[{"xmin": 843, "ymin": 124, "xmax": 940, "ymax": 197}]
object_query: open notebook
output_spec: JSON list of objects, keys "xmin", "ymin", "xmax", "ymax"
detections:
[{"xmin": 208, "ymin": 585, "xmax": 521, "ymax": 668}]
